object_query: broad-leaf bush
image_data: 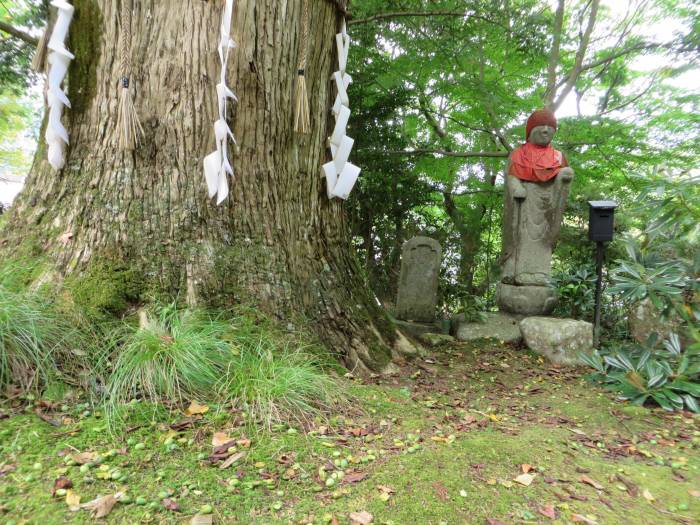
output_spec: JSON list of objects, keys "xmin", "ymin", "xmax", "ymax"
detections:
[
  {"xmin": 582, "ymin": 173, "xmax": 700, "ymax": 412},
  {"xmin": 581, "ymin": 332, "xmax": 700, "ymax": 412}
]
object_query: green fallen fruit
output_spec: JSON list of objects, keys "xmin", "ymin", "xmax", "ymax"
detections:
[
  {"xmin": 200, "ymin": 504, "xmax": 213, "ymax": 514},
  {"xmin": 119, "ymin": 495, "xmax": 132, "ymax": 504},
  {"xmin": 134, "ymin": 443, "xmax": 146, "ymax": 451},
  {"xmin": 55, "ymin": 488, "xmax": 67, "ymax": 497},
  {"xmin": 136, "ymin": 497, "xmax": 147, "ymax": 505}
]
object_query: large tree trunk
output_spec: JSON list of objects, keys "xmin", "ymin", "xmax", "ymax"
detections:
[{"xmin": 2, "ymin": 0, "xmax": 409, "ymax": 373}]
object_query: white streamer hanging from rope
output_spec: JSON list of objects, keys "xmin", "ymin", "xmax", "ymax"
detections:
[
  {"xmin": 322, "ymin": 20, "xmax": 360, "ymax": 200},
  {"xmin": 203, "ymin": 0, "xmax": 238, "ymax": 205},
  {"xmin": 45, "ymin": 0, "xmax": 75, "ymax": 171}
]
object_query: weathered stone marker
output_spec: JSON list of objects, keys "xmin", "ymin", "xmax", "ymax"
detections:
[{"xmin": 396, "ymin": 236, "xmax": 441, "ymax": 323}]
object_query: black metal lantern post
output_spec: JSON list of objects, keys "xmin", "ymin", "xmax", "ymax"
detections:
[{"xmin": 588, "ymin": 200, "xmax": 618, "ymax": 346}]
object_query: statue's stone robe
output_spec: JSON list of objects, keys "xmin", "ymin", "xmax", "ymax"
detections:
[{"xmin": 497, "ymin": 149, "xmax": 572, "ymax": 315}]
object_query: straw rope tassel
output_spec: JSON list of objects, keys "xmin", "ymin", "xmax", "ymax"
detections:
[
  {"xmin": 294, "ymin": 0, "xmax": 311, "ymax": 134},
  {"xmin": 116, "ymin": 0, "xmax": 144, "ymax": 151},
  {"xmin": 31, "ymin": 23, "xmax": 50, "ymax": 73}
]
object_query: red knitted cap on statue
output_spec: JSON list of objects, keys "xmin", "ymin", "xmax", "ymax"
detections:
[{"xmin": 525, "ymin": 109, "xmax": 557, "ymax": 139}]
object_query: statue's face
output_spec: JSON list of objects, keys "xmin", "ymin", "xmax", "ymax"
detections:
[{"xmin": 528, "ymin": 125, "xmax": 555, "ymax": 146}]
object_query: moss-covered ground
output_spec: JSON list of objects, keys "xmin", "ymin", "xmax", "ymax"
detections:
[{"xmin": 1, "ymin": 341, "xmax": 699, "ymax": 524}]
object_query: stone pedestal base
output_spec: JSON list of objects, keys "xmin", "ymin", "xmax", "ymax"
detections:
[
  {"xmin": 454, "ymin": 312, "xmax": 523, "ymax": 344},
  {"xmin": 497, "ymin": 283, "xmax": 556, "ymax": 316}
]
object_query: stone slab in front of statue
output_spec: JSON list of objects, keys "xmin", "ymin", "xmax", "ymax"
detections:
[{"xmin": 497, "ymin": 282, "xmax": 556, "ymax": 316}]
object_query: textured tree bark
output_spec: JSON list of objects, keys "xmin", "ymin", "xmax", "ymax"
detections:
[{"xmin": 2, "ymin": 0, "xmax": 407, "ymax": 373}]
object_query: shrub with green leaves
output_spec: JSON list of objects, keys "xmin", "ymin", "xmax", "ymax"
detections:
[
  {"xmin": 581, "ymin": 332, "xmax": 700, "ymax": 413},
  {"xmin": 551, "ymin": 267, "xmax": 597, "ymax": 319},
  {"xmin": 610, "ymin": 173, "xmax": 699, "ymax": 327}
]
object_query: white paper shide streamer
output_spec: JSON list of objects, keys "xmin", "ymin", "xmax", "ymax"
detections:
[
  {"xmin": 323, "ymin": 21, "xmax": 360, "ymax": 200},
  {"xmin": 203, "ymin": 0, "xmax": 237, "ymax": 205},
  {"xmin": 45, "ymin": 0, "xmax": 75, "ymax": 171}
]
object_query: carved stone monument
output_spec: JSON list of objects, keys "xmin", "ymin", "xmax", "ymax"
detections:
[
  {"xmin": 396, "ymin": 236, "xmax": 441, "ymax": 323},
  {"xmin": 497, "ymin": 109, "xmax": 573, "ymax": 315}
]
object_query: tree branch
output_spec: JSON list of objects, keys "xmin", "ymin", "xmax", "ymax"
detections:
[
  {"xmin": 0, "ymin": 21, "xmax": 39, "ymax": 46},
  {"xmin": 544, "ymin": 0, "xmax": 566, "ymax": 109},
  {"xmin": 383, "ymin": 149, "xmax": 509, "ymax": 159},
  {"xmin": 348, "ymin": 11, "xmax": 506, "ymax": 30},
  {"xmin": 552, "ymin": 0, "xmax": 600, "ymax": 112}
]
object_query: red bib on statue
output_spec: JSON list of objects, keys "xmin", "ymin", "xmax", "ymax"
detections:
[{"xmin": 510, "ymin": 142, "xmax": 564, "ymax": 182}]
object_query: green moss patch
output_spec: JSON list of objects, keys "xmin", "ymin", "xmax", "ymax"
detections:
[
  {"xmin": 64, "ymin": 259, "xmax": 143, "ymax": 319},
  {"xmin": 1, "ymin": 342, "xmax": 699, "ymax": 524}
]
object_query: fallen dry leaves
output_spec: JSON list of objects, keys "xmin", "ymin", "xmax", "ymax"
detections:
[
  {"xmin": 571, "ymin": 514, "xmax": 599, "ymax": 525},
  {"xmin": 52, "ymin": 476, "xmax": 72, "ymax": 496},
  {"xmin": 190, "ymin": 514, "xmax": 214, "ymax": 525},
  {"xmin": 219, "ymin": 451, "xmax": 245, "ymax": 469},
  {"xmin": 71, "ymin": 451, "xmax": 97, "ymax": 465},
  {"xmin": 580, "ymin": 474, "xmax": 604, "ymax": 490},
  {"xmin": 65, "ymin": 489, "xmax": 81, "ymax": 512},
  {"xmin": 377, "ymin": 484, "xmax": 395, "ymax": 502},
  {"xmin": 538, "ymin": 504, "xmax": 556, "ymax": 519},
  {"xmin": 81, "ymin": 493, "xmax": 120, "ymax": 518},
  {"xmin": 349, "ymin": 510, "xmax": 373, "ymax": 524},
  {"xmin": 184, "ymin": 401, "xmax": 209, "ymax": 416},
  {"xmin": 212, "ymin": 432, "xmax": 231, "ymax": 448},
  {"xmin": 344, "ymin": 471, "xmax": 369, "ymax": 484},
  {"xmin": 513, "ymin": 473, "xmax": 536, "ymax": 486},
  {"xmin": 0, "ymin": 463, "xmax": 16, "ymax": 477},
  {"xmin": 433, "ymin": 481, "xmax": 450, "ymax": 501}
]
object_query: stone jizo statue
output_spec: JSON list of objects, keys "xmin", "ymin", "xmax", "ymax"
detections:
[{"xmin": 497, "ymin": 109, "xmax": 573, "ymax": 315}]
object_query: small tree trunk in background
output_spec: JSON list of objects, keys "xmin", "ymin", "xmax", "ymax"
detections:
[{"xmin": 2, "ymin": 0, "xmax": 408, "ymax": 373}]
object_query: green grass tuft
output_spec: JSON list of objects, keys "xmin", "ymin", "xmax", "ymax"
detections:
[
  {"xmin": 220, "ymin": 337, "xmax": 345, "ymax": 429},
  {"xmin": 0, "ymin": 263, "xmax": 63, "ymax": 393},
  {"xmin": 105, "ymin": 305, "xmax": 232, "ymax": 407},
  {"xmin": 104, "ymin": 304, "xmax": 346, "ymax": 429}
]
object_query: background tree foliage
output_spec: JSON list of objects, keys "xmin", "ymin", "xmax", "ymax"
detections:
[{"xmin": 346, "ymin": 0, "xmax": 699, "ymax": 317}]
